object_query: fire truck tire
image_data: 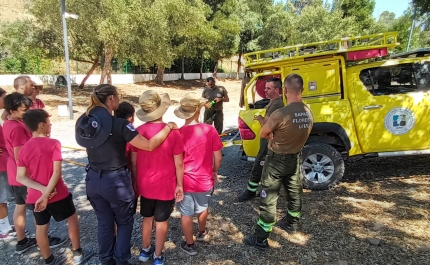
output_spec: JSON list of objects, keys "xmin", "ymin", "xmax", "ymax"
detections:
[{"xmin": 301, "ymin": 143, "xmax": 345, "ymax": 190}]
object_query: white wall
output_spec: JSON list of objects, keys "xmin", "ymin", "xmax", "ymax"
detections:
[{"xmin": 0, "ymin": 73, "xmax": 245, "ymax": 86}]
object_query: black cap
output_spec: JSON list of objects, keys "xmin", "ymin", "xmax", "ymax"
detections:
[{"xmin": 75, "ymin": 106, "xmax": 113, "ymax": 149}]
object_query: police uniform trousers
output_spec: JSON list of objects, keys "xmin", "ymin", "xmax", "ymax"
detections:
[
  {"xmin": 255, "ymin": 150, "xmax": 303, "ymax": 240},
  {"xmin": 204, "ymin": 108, "xmax": 224, "ymax": 135},
  {"xmin": 85, "ymin": 166, "xmax": 135, "ymax": 264},
  {"xmin": 247, "ymin": 137, "xmax": 269, "ymax": 192}
]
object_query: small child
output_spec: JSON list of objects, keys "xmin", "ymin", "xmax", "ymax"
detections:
[
  {"xmin": 16, "ymin": 109, "xmax": 93, "ymax": 264},
  {"xmin": 131, "ymin": 90, "xmax": 184, "ymax": 265},
  {"xmin": 114, "ymin": 102, "xmax": 139, "ymax": 228},
  {"xmin": 3, "ymin": 92, "xmax": 38, "ymax": 253},
  {"xmin": 174, "ymin": 92, "xmax": 223, "ymax": 255}
]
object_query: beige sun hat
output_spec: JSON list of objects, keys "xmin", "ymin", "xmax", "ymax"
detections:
[
  {"xmin": 136, "ymin": 90, "xmax": 171, "ymax": 122},
  {"xmin": 174, "ymin": 92, "xmax": 207, "ymax": 119}
]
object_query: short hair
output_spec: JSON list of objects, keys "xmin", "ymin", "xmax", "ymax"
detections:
[
  {"xmin": 4, "ymin": 92, "xmax": 33, "ymax": 114},
  {"xmin": 23, "ymin": 109, "xmax": 50, "ymax": 132},
  {"xmin": 284, "ymin": 74, "xmax": 304, "ymax": 93},
  {"xmin": 115, "ymin": 102, "xmax": 135, "ymax": 120},
  {"xmin": 266, "ymin": 77, "xmax": 282, "ymax": 90},
  {"xmin": 206, "ymin": 77, "xmax": 215, "ymax": 82},
  {"xmin": 0, "ymin": 87, "xmax": 6, "ymax": 97},
  {"xmin": 13, "ymin": 76, "xmax": 30, "ymax": 90}
]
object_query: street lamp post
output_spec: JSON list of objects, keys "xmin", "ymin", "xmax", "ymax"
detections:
[{"xmin": 61, "ymin": 0, "xmax": 78, "ymax": 120}]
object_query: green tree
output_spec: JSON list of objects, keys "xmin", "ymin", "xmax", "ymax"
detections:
[
  {"xmin": 412, "ymin": 0, "xmax": 430, "ymax": 16},
  {"xmin": 334, "ymin": 0, "xmax": 376, "ymax": 33}
]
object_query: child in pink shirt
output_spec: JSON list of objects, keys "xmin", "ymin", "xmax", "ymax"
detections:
[
  {"xmin": 174, "ymin": 92, "xmax": 223, "ymax": 255},
  {"xmin": 17, "ymin": 109, "xmax": 93, "ymax": 264},
  {"xmin": 131, "ymin": 90, "xmax": 184, "ymax": 265}
]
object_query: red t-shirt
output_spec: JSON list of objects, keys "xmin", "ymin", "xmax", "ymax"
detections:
[
  {"xmin": 30, "ymin": 98, "xmax": 45, "ymax": 109},
  {"xmin": 179, "ymin": 124, "xmax": 223, "ymax": 192},
  {"xmin": 3, "ymin": 120, "xmax": 32, "ymax": 186},
  {"xmin": 17, "ymin": 138, "xmax": 70, "ymax": 204},
  {"xmin": 132, "ymin": 123, "xmax": 184, "ymax": 200},
  {"xmin": 0, "ymin": 125, "xmax": 9, "ymax": 172}
]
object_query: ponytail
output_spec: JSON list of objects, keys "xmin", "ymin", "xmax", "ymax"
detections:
[{"xmin": 86, "ymin": 84, "xmax": 118, "ymax": 115}]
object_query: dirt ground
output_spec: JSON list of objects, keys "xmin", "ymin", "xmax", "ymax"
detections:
[{"xmin": 0, "ymin": 79, "xmax": 429, "ymax": 265}]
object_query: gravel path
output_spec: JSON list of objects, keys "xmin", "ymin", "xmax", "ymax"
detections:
[{"xmin": 0, "ymin": 80, "xmax": 429, "ymax": 265}]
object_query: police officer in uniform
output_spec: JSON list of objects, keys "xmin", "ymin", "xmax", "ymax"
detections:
[
  {"xmin": 202, "ymin": 77, "xmax": 229, "ymax": 135},
  {"xmin": 75, "ymin": 84, "xmax": 177, "ymax": 265},
  {"xmin": 243, "ymin": 74, "xmax": 314, "ymax": 250},
  {"xmin": 238, "ymin": 77, "xmax": 284, "ymax": 202}
]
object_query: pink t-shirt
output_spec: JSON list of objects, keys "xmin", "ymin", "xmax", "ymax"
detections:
[
  {"xmin": 17, "ymin": 137, "xmax": 70, "ymax": 204},
  {"xmin": 30, "ymin": 98, "xmax": 45, "ymax": 109},
  {"xmin": 132, "ymin": 123, "xmax": 184, "ymax": 200},
  {"xmin": 0, "ymin": 125, "xmax": 9, "ymax": 172},
  {"xmin": 179, "ymin": 124, "xmax": 223, "ymax": 192},
  {"xmin": 3, "ymin": 120, "xmax": 32, "ymax": 186}
]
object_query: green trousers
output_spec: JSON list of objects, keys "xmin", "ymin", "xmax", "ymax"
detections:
[
  {"xmin": 247, "ymin": 137, "xmax": 269, "ymax": 192},
  {"xmin": 204, "ymin": 109, "xmax": 224, "ymax": 135},
  {"xmin": 255, "ymin": 150, "xmax": 303, "ymax": 240}
]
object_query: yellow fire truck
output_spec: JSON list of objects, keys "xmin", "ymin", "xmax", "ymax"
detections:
[{"xmin": 238, "ymin": 32, "xmax": 430, "ymax": 190}]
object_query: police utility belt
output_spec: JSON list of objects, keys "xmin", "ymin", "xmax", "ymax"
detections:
[{"xmin": 85, "ymin": 164, "xmax": 128, "ymax": 174}]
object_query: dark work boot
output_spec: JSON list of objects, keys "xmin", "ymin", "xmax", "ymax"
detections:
[
  {"xmin": 238, "ymin": 190, "xmax": 256, "ymax": 202},
  {"xmin": 243, "ymin": 234, "xmax": 268, "ymax": 250},
  {"xmin": 277, "ymin": 216, "xmax": 297, "ymax": 234}
]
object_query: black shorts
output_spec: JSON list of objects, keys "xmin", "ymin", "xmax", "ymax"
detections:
[
  {"xmin": 140, "ymin": 196, "xmax": 175, "ymax": 222},
  {"xmin": 12, "ymin": 186, "xmax": 28, "ymax": 205},
  {"xmin": 27, "ymin": 193, "xmax": 76, "ymax": 225}
]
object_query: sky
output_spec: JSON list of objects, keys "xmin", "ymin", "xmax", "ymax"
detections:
[{"xmin": 275, "ymin": 0, "xmax": 411, "ymax": 19}]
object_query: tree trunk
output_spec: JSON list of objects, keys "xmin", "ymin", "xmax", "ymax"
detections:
[
  {"xmin": 100, "ymin": 46, "xmax": 113, "ymax": 84},
  {"xmin": 200, "ymin": 54, "xmax": 204, "ymax": 80},
  {"xmin": 213, "ymin": 61, "xmax": 218, "ymax": 79},
  {"xmin": 79, "ymin": 57, "xmax": 100, "ymax": 89},
  {"xmin": 180, "ymin": 57, "xmax": 185, "ymax": 80},
  {"xmin": 155, "ymin": 67, "xmax": 165, "ymax": 85},
  {"xmin": 236, "ymin": 53, "xmax": 242, "ymax": 80}
]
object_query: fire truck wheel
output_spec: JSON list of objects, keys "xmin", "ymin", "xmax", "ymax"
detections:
[{"xmin": 301, "ymin": 143, "xmax": 345, "ymax": 190}]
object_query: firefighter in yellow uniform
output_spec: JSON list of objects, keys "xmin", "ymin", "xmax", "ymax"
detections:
[{"xmin": 243, "ymin": 74, "xmax": 314, "ymax": 250}]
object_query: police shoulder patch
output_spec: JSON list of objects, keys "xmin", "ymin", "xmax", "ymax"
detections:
[
  {"xmin": 126, "ymin": 123, "xmax": 136, "ymax": 131},
  {"xmin": 261, "ymin": 190, "xmax": 267, "ymax": 198},
  {"xmin": 91, "ymin": 121, "xmax": 98, "ymax": 128}
]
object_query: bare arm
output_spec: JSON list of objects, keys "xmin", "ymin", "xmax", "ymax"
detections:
[
  {"xmin": 173, "ymin": 153, "xmax": 184, "ymax": 202},
  {"xmin": 14, "ymin": 146, "xmax": 22, "ymax": 162},
  {"xmin": 260, "ymin": 123, "xmax": 273, "ymax": 139},
  {"xmin": 42, "ymin": 161, "xmax": 62, "ymax": 196},
  {"xmin": 254, "ymin": 115, "xmax": 269, "ymax": 127},
  {"xmin": 130, "ymin": 152, "xmax": 138, "ymax": 192},
  {"xmin": 212, "ymin": 150, "xmax": 222, "ymax": 183},
  {"xmin": 16, "ymin": 166, "xmax": 47, "ymax": 193},
  {"xmin": 129, "ymin": 122, "xmax": 177, "ymax": 151}
]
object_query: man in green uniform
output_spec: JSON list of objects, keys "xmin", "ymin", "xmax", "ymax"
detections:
[
  {"xmin": 202, "ymin": 77, "xmax": 229, "ymax": 135},
  {"xmin": 243, "ymin": 73, "xmax": 314, "ymax": 250},
  {"xmin": 238, "ymin": 77, "xmax": 285, "ymax": 202}
]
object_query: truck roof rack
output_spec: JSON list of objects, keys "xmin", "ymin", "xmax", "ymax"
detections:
[
  {"xmin": 244, "ymin": 32, "xmax": 399, "ymax": 70},
  {"xmin": 390, "ymin": 48, "xmax": 430, "ymax": 59}
]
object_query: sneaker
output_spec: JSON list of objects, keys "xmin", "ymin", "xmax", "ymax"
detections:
[
  {"xmin": 243, "ymin": 234, "xmax": 268, "ymax": 251},
  {"xmin": 46, "ymin": 255, "xmax": 67, "ymax": 265},
  {"xmin": 15, "ymin": 237, "xmax": 37, "ymax": 254},
  {"xmin": 139, "ymin": 245, "xmax": 155, "ymax": 262},
  {"xmin": 277, "ymin": 217, "xmax": 297, "ymax": 235},
  {"xmin": 73, "ymin": 249, "xmax": 95, "ymax": 265},
  {"xmin": 238, "ymin": 190, "xmax": 256, "ymax": 202},
  {"xmin": 153, "ymin": 253, "xmax": 166, "ymax": 265},
  {"xmin": 196, "ymin": 228, "xmax": 209, "ymax": 242},
  {"xmin": 1, "ymin": 226, "xmax": 30, "ymax": 239},
  {"xmin": 37, "ymin": 236, "xmax": 69, "ymax": 250},
  {"xmin": 180, "ymin": 241, "xmax": 197, "ymax": 256}
]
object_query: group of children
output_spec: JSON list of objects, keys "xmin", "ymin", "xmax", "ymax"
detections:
[
  {"xmin": 0, "ymin": 76, "xmax": 224, "ymax": 265},
  {"xmin": 114, "ymin": 90, "xmax": 223, "ymax": 264}
]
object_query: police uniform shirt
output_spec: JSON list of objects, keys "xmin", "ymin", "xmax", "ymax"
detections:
[
  {"xmin": 202, "ymin": 86, "xmax": 227, "ymax": 111},
  {"xmin": 265, "ymin": 102, "xmax": 314, "ymax": 155},
  {"xmin": 87, "ymin": 118, "xmax": 138, "ymax": 171}
]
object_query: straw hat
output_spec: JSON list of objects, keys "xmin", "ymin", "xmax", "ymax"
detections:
[
  {"xmin": 136, "ymin": 90, "xmax": 171, "ymax": 122},
  {"xmin": 174, "ymin": 92, "xmax": 207, "ymax": 119}
]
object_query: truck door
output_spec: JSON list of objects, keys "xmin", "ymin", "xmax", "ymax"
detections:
[{"xmin": 351, "ymin": 62, "xmax": 430, "ymax": 153}]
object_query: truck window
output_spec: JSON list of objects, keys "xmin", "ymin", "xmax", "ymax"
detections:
[{"xmin": 359, "ymin": 63, "xmax": 427, "ymax": 96}]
